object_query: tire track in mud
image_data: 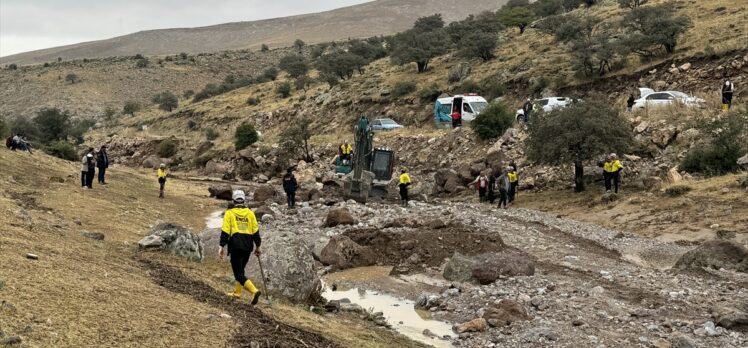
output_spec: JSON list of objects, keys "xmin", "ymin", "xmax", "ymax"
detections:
[{"xmin": 138, "ymin": 259, "xmax": 338, "ymax": 348}]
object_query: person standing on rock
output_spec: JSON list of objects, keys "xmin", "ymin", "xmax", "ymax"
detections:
[
  {"xmin": 157, "ymin": 163, "xmax": 168, "ymax": 198},
  {"xmin": 219, "ymin": 190, "xmax": 262, "ymax": 305},
  {"xmin": 282, "ymin": 167, "xmax": 298, "ymax": 208},
  {"xmin": 496, "ymin": 168, "xmax": 511, "ymax": 209},
  {"xmin": 96, "ymin": 145, "xmax": 109, "ymax": 185},
  {"xmin": 81, "ymin": 148, "xmax": 95, "ymax": 189},
  {"xmin": 399, "ymin": 169, "xmax": 412, "ymax": 207},
  {"xmin": 722, "ymin": 79, "xmax": 734, "ymax": 111},
  {"xmin": 470, "ymin": 172, "xmax": 490, "ymax": 203},
  {"xmin": 603, "ymin": 154, "xmax": 623, "ymax": 194},
  {"xmin": 508, "ymin": 164, "xmax": 519, "ymax": 204}
]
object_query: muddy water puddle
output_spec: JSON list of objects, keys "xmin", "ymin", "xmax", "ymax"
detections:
[
  {"xmin": 205, "ymin": 211, "xmax": 223, "ymax": 229},
  {"xmin": 323, "ymin": 267, "xmax": 454, "ymax": 348}
]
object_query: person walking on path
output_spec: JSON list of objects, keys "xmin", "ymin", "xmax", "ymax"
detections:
[
  {"xmin": 722, "ymin": 80, "xmax": 735, "ymax": 112},
  {"xmin": 219, "ymin": 190, "xmax": 262, "ymax": 305},
  {"xmin": 603, "ymin": 153, "xmax": 623, "ymax": 194},
  {"xmin": 626, "ymin": 94, "xmax": 635, "ymax": 112},
  {"xmin": 157, "ymin": 164, "xmax": 168, "ymax": 198},
  {"xmin": 496, "ymin": 168, "xmax": 511, "ymax": 209},
  {"xmin": 81, "ymin": 148, "xmax": 95, "ymax": 189},
  {"xmin": 470, "ymin": 172, "xmax": 490, "ymax": 203},
  {"xmin": 399, "ymin": 169, "xmax": 412, "ymax": 207},
  {"xmin": 96, "ymin": 145, "xmax": 109, "ymax": 185},
  {"xmin": 282, "ymin": 168, "xmax": 298, "ymax": 209},
  {"xmin": 508, "ymin": 165, "xmax": 519, "ymax": 204}
]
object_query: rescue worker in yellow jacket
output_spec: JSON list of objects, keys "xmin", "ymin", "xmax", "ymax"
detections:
[
  {"xmin": 399, "ymin": 169, "xmax": 412, "ymax": 207},
  {"xmin": 603, "ymin": 153, "xmax": 623, "ymax": 194},
  {"xmin": 339, "ymin": 142, "xmax": 353, "ymax": 162},
  {"xmin": 157, "ymin": 164, "xmax": 167, "ymax": 198},
  {"xmin": 507, "ymin": 165, "xmax": 519, "ymax": 204},
  {"xmin": 218, "ymin": 190, "xmax": 262, "ymax": 305}
]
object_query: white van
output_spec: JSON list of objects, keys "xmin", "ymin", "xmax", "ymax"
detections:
[{"xmin": 434, "ymin": 94, "xmax": 489, "ymax": 124}]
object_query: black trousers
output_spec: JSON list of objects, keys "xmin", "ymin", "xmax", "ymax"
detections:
[
  {"xmin": 86, "ymin": 170, "xmax": 95, "ymax": 188},
  {"xmin": 159, "ymin": 177, "xmax": 166, "ymax": 190},
  {"xmin": 604, "ymin": 171, "xmax": 620, "ymax": 193},
  {"xmin": 452, "ymin": 119, "xmax": 461, "ymax": 128},
  {"xmin": 81, "ymin": 171, "xmax": 87, "ymax": 187},
  {"xmin": 478, "ymin": 187, "xmax": 487, "ymax": 202},
  {"xmin": 488, "ymin": 189, "xmax": 496, "ymax": 203},
  {"xmin": 509, "ymin": 182, "xmax": 517, "ymax": 202},
  {"xmin": 98, "ymin": 167, "xmax": 107, "ymax": 183},
  {"xmin": 286, "ymin": 191, "xmax": 296, "ymax": 208},
  {"xmin": 399, "ymin": 185, "xmax": 409, "ymax": 203},
  {"xmin": 229, "ymin": 250, "xmax": 252, "ymax": 286},
  {"xmin": 498, "ymin": 190, "xmax": 508, "ymax": 208},
  {"xmin": 722, "ymin": 93, "xmax": 733, "ymax": 107}
]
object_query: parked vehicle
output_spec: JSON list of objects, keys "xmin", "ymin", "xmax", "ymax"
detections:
[
  {"xmin": 434, "ymin": 94, "xmax": 489, "ymax": 126},
  {"xmin": 631, "ymin": 88, "xmax": 705, "ymax": 110},
  {"xmin": 515, "ymin": 97, "xmax": 573, "ymax": 121},
  {"xmin": 370, "ymin": 118, "xmax": 404, "ymax": 132}
]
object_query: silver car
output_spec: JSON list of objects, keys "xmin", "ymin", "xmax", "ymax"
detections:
[
  {"xmin": 632, "ymin": 88, "xmax": 705, "ymax": 110},
  {"xmin": 370, "ymin": 118, "xmax": 404, "ymax": 132}
]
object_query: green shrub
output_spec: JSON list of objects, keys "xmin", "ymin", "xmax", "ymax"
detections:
[
  {"xmin": 33, "ymin": 108, "xmax": 71, "ymax": 142},
  {"xmin": 183, "ymin": 90, "xmax": 194, "ymax": 99},
  {"xmin": 0, "ymin": 117, "xmax": 8, "ymax": 138},
  {"xmin": 247, "ymin": 97, "xmax": 261, "ymax": 106},
  {"xmin": 664, "ymin": 185, "xmax": 692, "ymax": 197},
  {"xmin": 7, "ymin": 64, "xmax": 18, "ymax": 71},
  {"xmin": 205, "ymin": 128, "xmax": 219, "ymax": 141},
  {"xmin": 418, "ymin": 84, "xmax": 442, "ymax": 102},
  {"xmin": 187, "ymin": 120, "xmax": 198, "ymax": 130},
  {"xmin": 153, "ymin": 91, "xmax": 178, "ymax": 111},
  {"xmin": 276, "ymin": 82, "xmax": 292, "ymax": 98},
  {"xmin": 234, "ymin": 123, "xmax": 259, "ymax": 150},
  {"xmin": 260, "ymin": 44, "xmax": 269, "ymax": 52},
  {"xmin": 680, "ymin": 111, "xmax": 747, "ymax": 176},
  {"xmin": 123, "ymin": 101, "xmax": 140, "ymax": 116},
  {"xmin": 471, "ymin": 102, "xmax": 515, "ymax": 141},
  {"xmin": 45, "ymin": 140, "xmax": 78, "ymax": 161},
  {"xmin": 193, "ymin": 75, "xmax": 254, "ymax": 102},
  {"xmin": 279, "ymin": 55, "xmax": 309, "ymax": 79},
  {"xmin": 262, "ymin": 68, "xmax": 278, "ymax": 81},
  {"xmin": 392, "ymin": 81, "xmax": 417, "ymax": 97},
  {"xmin": 158, "ymin": 140, "xmax": 178, "ymax": 158},
  {"xmin": 136, "ymin": 58, "xmax": 149, "ymax": 68}
]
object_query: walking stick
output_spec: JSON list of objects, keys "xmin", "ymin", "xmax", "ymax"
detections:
[{"xmin": 256, "ymin": 254, "xmax": 272, "ymax": 306}]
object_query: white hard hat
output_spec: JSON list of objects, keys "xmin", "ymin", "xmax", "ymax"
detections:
[{"xmin": 232, "ymin": 190, "xmax": 246, "ymax": 204}]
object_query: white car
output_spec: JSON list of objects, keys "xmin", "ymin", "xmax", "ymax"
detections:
[
  {"xmin": 516, "ymin": 97, "xmax": 573, "ymax": 121},
  {"xmin": 631, "ymin": 88, "xmax": 705, "ymax": 110}
]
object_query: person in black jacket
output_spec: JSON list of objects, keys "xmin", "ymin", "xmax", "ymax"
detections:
[
  {"xmin": 626, "ymin": 94, "xmax": 635, "ymax": 112},
  {"xmin": 97, "ymin": 145, "xmax": 109, "ymax": 184},
  {"xmin": 522, "ymin": 99, "xmax": 533, "ymax": 123},
  {"xmin": 282, "ymin": 168, "xmax": 298, "ymax": 208}
]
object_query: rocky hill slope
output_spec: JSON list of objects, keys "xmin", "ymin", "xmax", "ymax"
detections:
[{"xmin": 0, "ymin": 0, "xmax": 504, "ymax": 66}]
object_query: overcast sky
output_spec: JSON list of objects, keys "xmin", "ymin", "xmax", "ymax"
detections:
[{"xmin": 0, "ymin": 0, "xmax": 371, "ymax": 57}]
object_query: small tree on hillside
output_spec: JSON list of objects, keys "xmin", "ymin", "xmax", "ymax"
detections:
[
  {"xmin": 234, "ymin": 122, "xmax": 259, "ymax": 150},
  {"xmin": 317, "ymin": 50, "xmax": 366, "ymax": 80},
  {"xmin": 525, "ymin": 96, "xmax": 632, "ymax": 192},
  {"xmin": 153, "ymin": 91, "xmax": 178, "ymax": 112},
  {"xmin": 65, "ymin": 73, "xmax": 79, "ymax": 84},
  {"xmin": 279, "ymin": 55, "xmax": 309, "ymax": 79},
  {"xmin": 280, "ymin": 117, "xmax": 313, "ymax": 162},
  {"xmin": 348, "ymin": 40, "xmax": 387, "ymax": 62},
  {"xmin": 531, "ymin": 0, "xmax": 563, "ymax": 17},
  {"xmin": 7, "ymin": 64, "xmax": 18, "ymax": 71},
  {"xmin": 498, "ymin": 6, "xmax": 536, "ymax": 34},
  {"xmin": 505, "ymin": 0, "xmax": 531, "ymax": 7},
  {"xmin": 617, "ymin": 0, "xmax": 648, "ymax": 9},
  {"xmin": 260, "ymin": 44, "xmax": 269, "ymax": 52},
  {"xmin": 123, "ymin": 101, "xmax": 141, "ymax": 116},
  {"xmin": 390, "ymin": 14, "xmax": 449, "ymax": 73},
  {"xmin": 33, "ymin": 108, "xmax": 71, "ymax": 142},
  {"xmin": 262, "ymin": 67, "xmax": 279, "ymax": 81},
  {"xmin": 621, "ymin": 3, "xmax": 691, "ymax": 56},
  {"xmin": 561, "ymin": 0, "xmax": 584, "ymax": 11},
  {"xmin": 294, "ymin": 39, "xmax": 306, "ymax": 52},
  {"xmin": 276, "ymin": 82, "xmax": 292, "ymax": 98},
  {"xmin": 458, "ymin": 32, "xmax": 499, "ymax": 61},
  {"xmin": 681, "ymin": 111, "xmax": 748, "ymax": 175},
  {"xmin": 446, "ymin": 12, "xmax": 503, "ymax": 44},
  {"xmin": 295, "ymin": 75, "xmax": 313, "ymax": 92},
  {"xmin": 471, "ymin": 102, "xmax": 515, "ymax": 141}
]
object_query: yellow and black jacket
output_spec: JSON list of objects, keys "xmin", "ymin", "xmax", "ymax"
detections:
[
  {"xmin": 219, "ymin": 207, "xmax": 261, "ymax": 253},
  {"xmin": 508, "ymin": 171, "xmax": 519, "ymax": 184},
  {"xmin": 399, "ymin": 173, "xmax": 411, "ymax": 186},
  {"xmin": 603, "ymin": 160, "xmax": 623, "ymax": 173}
]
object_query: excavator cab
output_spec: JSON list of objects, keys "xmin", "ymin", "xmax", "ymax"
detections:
[{"xmin": 343, "ymin": 116, "xmax": 396, "ymax": 203}]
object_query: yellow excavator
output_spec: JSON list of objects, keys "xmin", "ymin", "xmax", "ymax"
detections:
[{"xmin": 342, "ymin": 116, "xmax": 395, "ymax": 203}]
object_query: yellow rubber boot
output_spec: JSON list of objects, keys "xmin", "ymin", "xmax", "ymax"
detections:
[
  {"xmin": 226, "ymin": 282, "xmax": 243, "ymax": 299},
  {"xmin": 244, "ymin": 280, "xmax": 261, "ymax": 305}
]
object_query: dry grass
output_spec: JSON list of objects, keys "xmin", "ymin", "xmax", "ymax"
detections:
[{"xmin": 0, "ymin": 150, "xmax": 421, "ymax": 347}]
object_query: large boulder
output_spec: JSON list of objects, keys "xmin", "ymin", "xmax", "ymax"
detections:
[
  {"xmin": 199, "ymin": 228, "xmax": 322, "ymax": 303},
  {"xmin": 253, "ymin": 206, "xmax": 274, "ymax": 220},
  {"xmin": 712, "ymin": 305, "xmax": 748, "ymax": 330},
  {"xmin": 253, "ymin": 184, "xmax": 277, "ymax": 203},
  {"xmin": 472, "ymin": 251, "xmax": 536, "ymax": 285},
  {"xmin": 325, "ymin": 208, "xmax": 357, "ymax": 227},
  {"xmin": 738, "ymin": 154, "xmax": 748, "ymax": 166},
  {"xmin": 138, "ymin": 223, "xmax": 204, "ymax": 262},
  {"xmin": 319, "ymin": 235, "xmax": 377, "ymax": 270},
  {"xmin": 209, "ymin": 184, "xmax": 234, "ymax": 200},
  {"xmin": 454, "ymin": 318, "xmax": 488, "ymax": 333},
  {"xmin": 482, "ymin": 299, "xmax": 532, "ymax": 327},
  {"xmin": 443, "ymin": 252, "xmax": 478, "ymax": 282},
  {"xmin": 673, "ymin": 240, "xmax": 748, "ymax": 273}
]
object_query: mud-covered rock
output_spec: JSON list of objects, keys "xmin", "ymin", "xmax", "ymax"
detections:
[
  {"xmin": 674, "ymin": 240, "xmax": 748, "ymax": 273},
  {"xmin": 208, "ymin": 184, "xmax": 234, "ymax": 200},
  {"xmin": 472, "ymin": 251, "xmax": 535, "ymax": 284},
  {"xmin": 454, "ymin": 318, "xmax": 488, "ymax": 333},
  {"xmin": 319, "ymin": 235, "xmax": 376, "ymax": 270},
  {"xmin": 384, "ymin": 216, "xmax": 420, "ymax": 228},
  {"xmin": 138, "ymin": 223, "xmax": 204, "ymax": 261},
  {"xmin": 443, "ymin": 252, "xmax": 478, "ymax": 282},
  {"xmin": 483, "ymin": 299, "xmax": 532, "ymax": 327},
  {"xmin": 253, "ymin": 206, "xmax": 274, "ymax": 220},
  {"xmin": 325, "ymin": 208, "xmax": 356, "ymax": 227},
  {"xmin": 712, "ymin": 305, "xmax": 748, "ymax": 329},
  {"xmin": 253, "ymin": 184, "xmax": 277, "ymax": 203}
]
